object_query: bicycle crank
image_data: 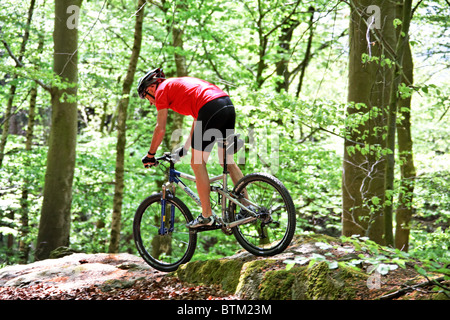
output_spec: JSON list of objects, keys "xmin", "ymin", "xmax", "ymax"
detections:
[{"xmin": 224, "ymin": 216, "xmax": 257, "ymax": 229}]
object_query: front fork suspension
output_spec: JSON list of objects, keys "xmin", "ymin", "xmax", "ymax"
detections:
[{"xmin": 159, "ymin": 182, "xmax": 176, "ymax": 235}]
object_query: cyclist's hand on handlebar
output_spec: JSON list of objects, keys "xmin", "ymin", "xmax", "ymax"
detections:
[{"xmin": 142, "ymin": 155, "xmax": 158, "ymax": 168}]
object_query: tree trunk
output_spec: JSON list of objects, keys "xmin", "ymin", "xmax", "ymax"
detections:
[
  {"xmin": 395, "ymin": 8, "xmax": 415, "ymax": 252},
  {"xmin": 148, "ymin": 1, "xmax": 188, "ymax": 258},
  {"xmin": 395, "ymin": 46, "xmax": 415, "ymax": 251},
  {"xmin": 295, "ymin": 7, "xmax": 314, "ymax": 97},
  {"xmin": 383, "ymin": 0, "xmax": 413, "ymax": 246},
  {"xmin": 342, "ymin": 0, "xmax": 397, "ymax": 244},
  {"xmin": 171, "ymin": 25, "xmax": 187, "ymax": 146},
  {"xmin": 109, "ymin": 0, "xmax": 145, "ymax": 253},
  {"xmin": 20, "ymin": 4, "xmax": 46, "ymax": 264},
  {"xmin": 253, "ymin": 0, "xmax": 301, "ymax": 88},
  {"xmin": 0, "ymin": 86, "xmax": 16, "ymax": 167},
  {"xmin": 173, "ymin": 26, "xmax": 188, "ymax": 78},
  {"xmin": 19, "ymin": 84, "xmax": 38, "ymax": 263},
  {"xmin": 35, "ymin": 0, "xmax": 81, "ymax": 260},
  {"xmin": 275, "ymin": 18, "xmax": 300, "ymax": 93}
]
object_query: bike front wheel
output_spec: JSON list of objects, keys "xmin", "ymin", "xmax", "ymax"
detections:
[
  {"xmin": 133, "ymin": 193, "xmax": 196, "ymax": 272},
  {"xmin": 230, "ymin": 173, "xmax": 296, "ymax": 256}
]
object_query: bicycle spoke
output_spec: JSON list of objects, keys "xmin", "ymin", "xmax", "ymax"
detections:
[
  {"xmin": 133, "ymin": 194, "xmax": 196, "ymax": 272},
  {"xmin": 231, "ymin": 173, "xmax": 295, "ymax": 256}
]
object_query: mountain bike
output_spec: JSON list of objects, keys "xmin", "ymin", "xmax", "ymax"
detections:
[{"xmin": 133, "ymin": 134, "xmax": 296, "ymax": 272}]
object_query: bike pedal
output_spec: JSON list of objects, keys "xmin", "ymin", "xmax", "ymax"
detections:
[{"xmin": 195, "ymin": 223, "xmax": 222, "ymax": 232}]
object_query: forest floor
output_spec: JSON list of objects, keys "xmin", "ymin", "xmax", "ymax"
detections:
[
  {"xmin": 0, "ymin": 241, "xmax": 447, "ymax": 301},
  {"xmin": 0, "ymin": 252, "xmax": 237, "ymax": 300}
]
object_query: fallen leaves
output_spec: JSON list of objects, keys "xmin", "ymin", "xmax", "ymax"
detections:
[{"xmin": 0, "ymin": 276, "xmax": 238, "ymax": 300}]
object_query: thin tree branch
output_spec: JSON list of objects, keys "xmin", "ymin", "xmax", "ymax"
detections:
[
  {"xmin": 379, "ymin": 276, "xmax": 447, "ymax": 300},
  {"xmin": 1, "ymin": 39, "xmax": 51, "ymax": 92}
]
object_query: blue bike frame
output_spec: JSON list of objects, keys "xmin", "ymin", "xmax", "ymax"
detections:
[
  {"xmin": 156, "ymin": 134, "xmax": 256, "ymax": 235},
  {"xmin": 158, "ymin": 166, "xmax": 224, "ymax": 235}
]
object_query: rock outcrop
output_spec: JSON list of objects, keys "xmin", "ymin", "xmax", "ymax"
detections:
[
  {"xmin": 0, "ymin": 252, "xmax": 160, "ymax": 291},
  {"xmin": 174, "ymin": 235, "xmax": 367, "ymax": 299},
  {"xmin": 1, "ymin": 235, "xmax": 445, "ymax": 300}
]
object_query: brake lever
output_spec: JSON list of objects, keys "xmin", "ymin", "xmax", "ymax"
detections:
[{"xmin": 154, "ymin": 152, "xmax": 181, "ymax": 166}]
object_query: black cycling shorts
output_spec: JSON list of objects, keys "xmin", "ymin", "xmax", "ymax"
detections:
[{"xmin": 191, "ymin": 96, "xmax": 236, "ymax": 152}]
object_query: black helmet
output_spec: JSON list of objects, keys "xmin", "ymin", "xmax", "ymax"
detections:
[{"xmin": 137, "ymin": 68, "xmax": 166, "ymax": 99}]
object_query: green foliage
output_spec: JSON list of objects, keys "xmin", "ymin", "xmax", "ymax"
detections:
[
  {"xmin": 410, "ymin": 228, "xmax": 450, "ymax": 276},
  {"xmin": 70, "ymin": 133, "xmax": 117, "ymax": 253},
  {"xmin": 0, "ymin": 136, "xmax": 46, "ymax": 264},
  {"xmin": 342, "ymin": 235, "xmax": 448, "ymax": 280},
  {"xmin": 233, "ymin": 90, "xmax": 343, "ymax": 236},
  {"xmin": 0, "ymin": 0, "xmax": 448, "ymax": 271}
]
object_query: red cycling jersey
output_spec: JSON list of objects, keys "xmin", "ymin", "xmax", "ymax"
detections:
[{"xmin": 154, "ymin": 77, "xmax": 228, "ymax": 119}]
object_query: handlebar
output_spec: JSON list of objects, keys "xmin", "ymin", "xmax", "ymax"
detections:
[{"xmin": 154, "ymin": 152, "xmax": 181, "ymax": 166}]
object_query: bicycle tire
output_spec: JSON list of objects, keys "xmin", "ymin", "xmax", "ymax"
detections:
[
  {"xmin": 133, "ymin": 193, "xmax": 196, "ymax": 272},
  {"xmin": 230, "ymin": 173, "xmax": 296, "ymax": 256}
]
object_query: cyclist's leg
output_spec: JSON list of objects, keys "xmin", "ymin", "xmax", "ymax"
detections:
[
  {"xmin": 189, "ymin": 96, "xmax": 239, "ymax": 224},
  {"xmin": 190, "ymin": 148, "xmax": 212, "ymax": 218},
  {"xmin": 200, "ymin": 97, "xmax": 243, "ymax": 186}
]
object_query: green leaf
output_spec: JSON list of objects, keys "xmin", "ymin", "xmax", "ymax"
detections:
[
  {"xmin": 393, "ymin": 18, "xmax": 402, "ymax": 28},
  {"xmin": 285, "ymin": 262, "xmax": 295, "ymax": 271},
  {"xmin": 315, "ymin": 242, "xmax": 333, "ymax": 250},
  {"xmin": 371, "ymin": 196, "xmax": 381, "ymax": 205},
  {"xmin": 414, "ymin": 265, "xmax": 428, "ymax": 277},
  {"xmin": 328, "ymin": 261, "xmax": 339, "ymax": 269},
  {"xmin": 376, "ymin": 263, "xmax": 398, "ymax": 275}
]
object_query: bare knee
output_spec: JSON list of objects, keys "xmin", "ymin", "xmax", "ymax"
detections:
[
  {"xmin": 191, "ymin": 155, "xmax": 207, "ymax": 172},
  {"xmin": 191, "ymin": 162, "xmax": 205, "ymax": 174}
]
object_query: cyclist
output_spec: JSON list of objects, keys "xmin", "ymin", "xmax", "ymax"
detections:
[{"xmin": 137, "ymin": 68, "xmax": 244, "ymax": 228}]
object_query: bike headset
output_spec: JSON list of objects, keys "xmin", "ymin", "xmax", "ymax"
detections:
[{"xmin": 137, "ymin": 68, "xmax": 166, "ymax": 100}]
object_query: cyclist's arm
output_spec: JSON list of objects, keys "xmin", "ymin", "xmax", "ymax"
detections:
[{"xmin": 148, "ymin": 109, "xmax": 168, "ymax": 155}]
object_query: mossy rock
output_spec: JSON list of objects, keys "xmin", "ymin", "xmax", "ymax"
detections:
[
  {"xmin": 240, "ymin": 260, "xmax": 366, "ymax": 300},
  {"xmin": 175, "ymin": 258, "xmax": 245, "ymax": 292},
  {"xmin": 303, "ymin": 261, "xmax": 362, "ymax": 300},
  {"xmin": 175, "ymin": 256, "xmax": 368, "ymax": 300},
  {"xmin": 259, "ymin": 266, "xmax": 305, "ymax": 299},
  {"xmin": 235, "ymin": 259, "xmax": 277, "ymax": 299},
  {"xmin": 173, "ymin": 234, "xmax": 371, "ymax": 300}
]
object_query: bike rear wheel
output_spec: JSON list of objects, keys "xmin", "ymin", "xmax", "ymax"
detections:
[
  {"xmin": 133, "ymin": 193, "xmax": 196, "ymax": 272},
  {"xmin": 230, "ymin": 173, "xmax": 296, "ymax": 256}
]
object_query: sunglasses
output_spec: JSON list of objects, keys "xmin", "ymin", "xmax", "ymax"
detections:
[{"xmin": 143, "ymin": 90, "xmax": 155, "ymax": 100}]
